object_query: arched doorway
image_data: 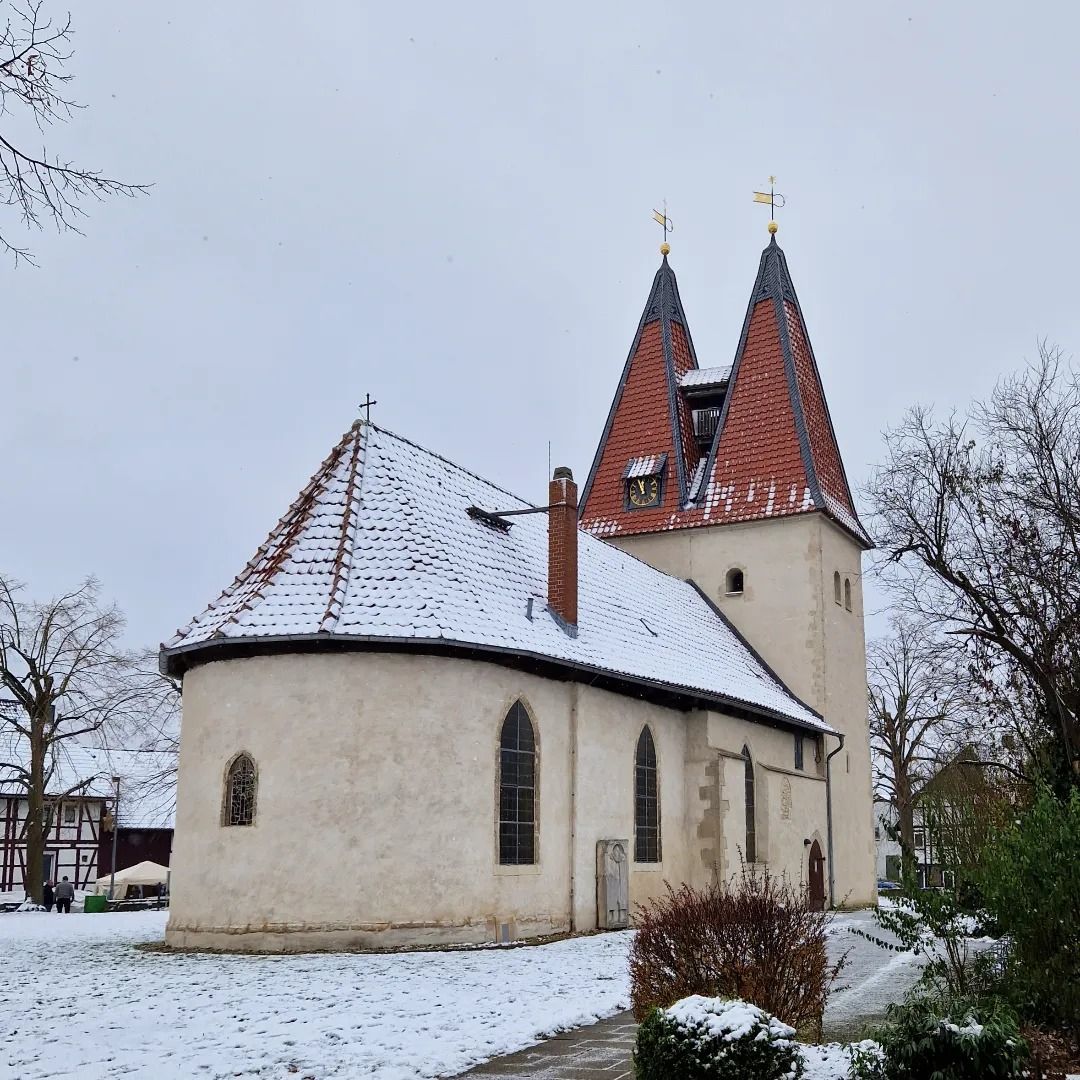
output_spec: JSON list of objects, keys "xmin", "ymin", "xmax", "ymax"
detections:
[{"xmin": 808, "ymin": 840, "xmax": 826, "ymax": 911}]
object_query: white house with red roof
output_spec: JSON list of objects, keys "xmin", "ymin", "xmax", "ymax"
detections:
[{"xmin": 161, "ymin": 230, "xmax": 875, "ymax": 952}]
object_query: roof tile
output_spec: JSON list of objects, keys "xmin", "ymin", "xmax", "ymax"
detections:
[{"xmin": 162, "ymin": 424, "xmax": 827, "ymax": 731}]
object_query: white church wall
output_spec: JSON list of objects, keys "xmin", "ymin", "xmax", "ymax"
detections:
[
  {"xmin": 816, "ymin": 515, "xmax": 877, "ymax": 907},
  {"xmin": 167, "ymin": 648, "xmax": 846, "ymax": 951},
  {"xmin": 168, "ymin": 651, "xmax": 579, "ymax": 950},
  {"xmin": 704, "ymin": 712, "xmax": 829, "ymax": 890},
  {"xmin": 614, "ymin": 512, "xmax": 876, "ymax": 907},
  {"xmin": 569, "ymin": 685, "xmax": 692, "ymax": 931}
]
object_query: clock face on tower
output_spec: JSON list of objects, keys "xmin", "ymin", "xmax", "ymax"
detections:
[{"xmin": 627, "ymin": 474, "xmax": 661, "ymax": 509}]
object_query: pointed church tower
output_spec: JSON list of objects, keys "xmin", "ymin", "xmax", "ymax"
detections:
[
  {"xmin": 581, "ymin": 234, "xmax": 876, "ymax": 906},
  {"xmin": 577, "ymin": 248, "xmax": 706, "ymax": 532}
]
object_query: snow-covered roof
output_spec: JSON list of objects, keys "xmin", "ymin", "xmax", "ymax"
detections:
[
  {"xmin": 623, "ymin": 454, "xmax": 667, "ymax": 480},
  {"xmin": 102, "ymin": 749, "xmax": 176, "ymax": 829},
  {"xmin": 0, "ymin": 721, "xmax": 113, "ymax": 800},
  {"xmin": 680, "ymin": 366, "xmax": 731, "ymax": 389},
  {"xmin": 162, "ymin": 423, "xmax": 829, "ymax": 732},
  {"xmin": 0, "ymin": 703, "xmax": 175, "ymax": 826}
]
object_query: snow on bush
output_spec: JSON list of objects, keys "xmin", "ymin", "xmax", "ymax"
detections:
[
  {"xmin": 634, "ymin": 995, "xmax": 804, "ymax": 1080},
  {"xmin": 849, "ymin": 998, "xmax": 1029, "ymax": 1080},
  {"xmin": 802, "ymin": 1041, "xmax": 884, "ymax": 1080},
  {"xmin": 630, "ymin": 869, "xmax": 845, "ymax": 1035}
]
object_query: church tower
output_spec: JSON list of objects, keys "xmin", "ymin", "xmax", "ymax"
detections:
[{"xmin": 580, "ymin": 233, "xmax": 876, "ymax": 906}]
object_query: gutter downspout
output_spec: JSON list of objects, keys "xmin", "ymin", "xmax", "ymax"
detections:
[
  {"xmin": 825, "ymin": 733, "xmax": 845, "ymax": 909},
  {"xmin": 568, "ymin": 683, "xmax": 579, "ymax": 932}
]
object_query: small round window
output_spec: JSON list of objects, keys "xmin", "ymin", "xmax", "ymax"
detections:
[{"xmin": 725, "ymin": 568, "xmax": 744, "ymax": 595}]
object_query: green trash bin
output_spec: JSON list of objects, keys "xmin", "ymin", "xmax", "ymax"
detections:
[{"xmin": 83, "ymin": 894, "xmax": 107, "ymax": 914}]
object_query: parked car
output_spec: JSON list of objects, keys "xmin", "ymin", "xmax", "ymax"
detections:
[{"xmin": 877, "ymin": 879, "xmax": 902, "ymax": 892}]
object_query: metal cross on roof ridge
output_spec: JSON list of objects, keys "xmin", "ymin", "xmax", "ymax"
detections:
[{"xmin": 358, "ymin": 394, "xmax": 378, "ymax": 422}]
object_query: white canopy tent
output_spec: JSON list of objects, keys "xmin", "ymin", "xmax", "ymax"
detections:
[{"xmin": 94, "ymin": 860, "xmax": 169, "ymax": 898}]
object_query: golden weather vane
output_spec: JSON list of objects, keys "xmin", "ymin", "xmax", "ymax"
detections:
[
  {"xmin": 652, "ymin": 201, "xmax": 673, "ymax": 254},
  {"xmin": 752, "ymin": 175, "xmax": 786, "ymax": 234}
]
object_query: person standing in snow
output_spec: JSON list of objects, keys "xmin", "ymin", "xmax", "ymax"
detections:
[
  {"xmin": 42, "ymin": 880, "xmax": 55, "ymax": 912},
  {"xmin": 54, "ymin": 877, "xmax": 74, "ymax": 914}
]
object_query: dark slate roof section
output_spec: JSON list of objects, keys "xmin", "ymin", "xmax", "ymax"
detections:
[
  {"xmin": 772, "ymin": 240, "xmax": 869, "ymax": 546},
  {"xmin": 772, "ymin": 245, "xmax": 825, "ymax": 512}
]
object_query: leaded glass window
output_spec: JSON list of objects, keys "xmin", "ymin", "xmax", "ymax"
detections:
[
  {"xmin": 743, "ymin": 745, "xmax": 756, "ymax": 863},
  {"xmin": 225, "ymin": 753, "xmax": 256, "ymax": 827},
  {"xmin": 634, "ymin": 726, "xmax": 661, "ymax": 863},
  {"xmin": 499, "ymin": 702, "xmax": 536, "ymax": 865}
]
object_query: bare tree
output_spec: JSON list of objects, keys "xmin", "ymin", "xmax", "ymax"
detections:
[
  {"xmin": 0, "ymin": 1, "xmax": 146, "ymax": 262},
  {"xmin": 0, "ymin": 576, "xmax": 171, "ymax": 902},
  {"xmin": 868, "ymin": 618, "xmax": 969, "ymax": 877},
  {"xmin": 866, "ymin": 345, "xmax": 1080, "ymax": 789}
]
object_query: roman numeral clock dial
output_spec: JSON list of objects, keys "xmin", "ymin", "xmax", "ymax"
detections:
[{"xmin": 627, "ymin": 474, "xmax": 661, "ymax": 508}]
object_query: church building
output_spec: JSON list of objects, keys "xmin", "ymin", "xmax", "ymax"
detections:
[{"xmin": 162, "ymin": 229, "xmax": 875, "ymax": 952}]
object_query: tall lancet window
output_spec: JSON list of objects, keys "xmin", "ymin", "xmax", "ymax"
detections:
[
  {"xmin": 224, "ymin": 753, "xmax": 257, "ymax": 827},
  {"xmin": 742, "ymin": 745, "xmax": 757, "ymax": 863},
  {"xmin": 634, "ymin": 726, "xmax": 661, "ymax": 863},
  {"xmin": 498, "ymin": 701, "xmax": 536, "ymax": 865}
]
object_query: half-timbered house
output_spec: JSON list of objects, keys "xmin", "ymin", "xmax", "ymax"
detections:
[
  {"xmin": 0, "ymin": 701, "xmax": 176, "ymax": 897},
  {"xmin": 0, "ymin": 708, "xmax": 110, "ymax": 894}
]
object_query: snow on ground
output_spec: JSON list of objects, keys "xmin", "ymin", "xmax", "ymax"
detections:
[
  {"xmin": 801, "ymin": 1041, "xmax": 882, "ymax": 1080},
  {"xmin": 823, "ymin": 910, "xmax": 923, "ymax": 1039},
  {"xmin": 0, "ymin": 908, "xmax": 919, "ymax": 1079},
  {"xmin": 0, "ymin": 912, "xmax": 631, "ymax": 1079}
]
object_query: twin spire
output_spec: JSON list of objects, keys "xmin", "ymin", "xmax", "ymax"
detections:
[{"xmin": 578, "ymin": 237, "xmax": 870, "ymax": 547}]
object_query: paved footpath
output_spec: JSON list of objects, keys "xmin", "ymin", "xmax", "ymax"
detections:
[{"xmin": 460, "ymin": 1011, "xmax": 637, "ymax": 1079}]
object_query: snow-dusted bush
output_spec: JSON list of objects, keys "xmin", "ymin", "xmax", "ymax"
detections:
[
  {"xmin": 850, "ymin": 997, "xmax": 1028, "ymax": 1080},
  {"xmin": 633, "ymin": 996, "xmax": 803, "ymax": 1080},
  {"xmin": 629, "ymin": 868, "xmax": 845, "ymax": 1033},
  {"xmin": 979, "ymin": 785, "xmax": 1080, "ymax": 1039}
]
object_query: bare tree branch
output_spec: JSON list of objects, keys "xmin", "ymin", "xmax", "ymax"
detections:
[
  {"xmin": 866, "ymin": 344, "xmax": 1080, "ymax": 792},
  {"xmin": 0, "ymin": 1, "xmax": 147, "ymax": 263}
]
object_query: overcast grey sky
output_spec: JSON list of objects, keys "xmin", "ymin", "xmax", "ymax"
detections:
[{"xmin": 4, "ymin": 1, "xmax": 1078, "ymax": 648}]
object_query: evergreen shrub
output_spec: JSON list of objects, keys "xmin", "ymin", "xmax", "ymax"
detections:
[
  {"xmin": 633, "ymin": 996, "xmax": 803, "ymax": 1080},
  {"xmin": 978, "ymin": 786, "xmax": 1080, "ymax": 1039},
  {"xmin": 850, "ymin": 997, "xmax": 1029, "ymax": 1080}
]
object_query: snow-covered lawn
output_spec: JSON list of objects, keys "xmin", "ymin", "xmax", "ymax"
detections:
[
  {"xmin": 0, "ymin": 911, "xmax": 631, "ymax": 1079},
  {"xmin": 0, "ymin": 909, "xmax": 916, "ymax": 1079}
]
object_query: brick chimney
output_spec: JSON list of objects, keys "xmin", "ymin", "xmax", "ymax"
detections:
[{"xmin": 547, "ymin": 466, "xmax": 578, "ymax": 630}]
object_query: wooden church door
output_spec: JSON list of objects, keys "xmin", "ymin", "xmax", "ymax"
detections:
[{"xmin": 808, "ymin": 841, "xmax": 825, "ymax": 911}]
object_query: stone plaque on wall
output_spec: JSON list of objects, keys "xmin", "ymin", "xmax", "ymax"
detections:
[
  {"xmin": 596, "ymin": 839, "xmax": 629, "ymax": 929},
  {"xmin": 781, "ymin": 777, "xmax": 793, "ymax": 821}
]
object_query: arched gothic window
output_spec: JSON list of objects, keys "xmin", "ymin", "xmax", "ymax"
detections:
[
  {"xmin": 498, "ymin": 701, "xmax": 536, "ymax": 865},
  {"xmin": 844, "ymin": 578, "xmax": 852, "ymax": 611},
  {"xmin": 634, "ymin": 726, "xmax": 661, "ymax": 863},
  {"xmin": 742, "ymin": 745, "xmax": 757, "ymax": 863},
  {"xmin": 725, "ymin": 568, "xmax": 745, "ymax": 595},
  {"xmin": 833, "ymin": 571, "xmax": 842, "ymax": 605},
  {"xmin": 224, "ymin": 753, "xmax": 256, "ymax": 827}
]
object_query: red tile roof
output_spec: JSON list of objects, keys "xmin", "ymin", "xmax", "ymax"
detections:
[{"xmin": 579, "ymin": 239, "xmax": 870, "ymax": 547}]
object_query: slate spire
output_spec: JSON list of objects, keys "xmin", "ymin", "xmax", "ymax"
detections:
[
  {"xmin": 580, "ymin": 238, "xmax": 870, "ymax": 547},
  {"xmin": 578, "ymin": 251, "xmax": 703, "ymax": 528},
  {"xmin": 698, "ymin": 236, "xmax": 870, "ymax": 545}
]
